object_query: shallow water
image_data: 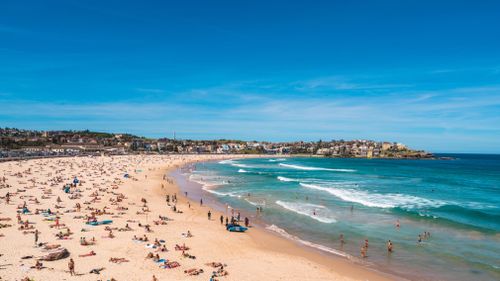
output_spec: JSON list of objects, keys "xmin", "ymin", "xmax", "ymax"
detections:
[{"xmin": 184, "ymin": 155, "xmax": 500, "ymax": 281}]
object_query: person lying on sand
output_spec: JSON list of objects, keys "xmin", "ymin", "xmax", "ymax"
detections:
[
  {"xmin": 79, "ymin": 250, "xmax": 96, "ymax": 257},
  {"xmin": 89, "ymin": 267, "xmax": 105, "ymax": 274},
  {"xmin": 181, "ymin": 251, "xmax": 196, "ymax": 259},
  {"xmin": 205, "ymin": 262, "xmax": 225, "ymax": 268},
  {"xmin": 160, "ymin": 261, "xmax": 180, "ymax": 269},
  {"xmin": 109, "ymin": 257, "xmax": 129, "ymax": 263},
  {"xmin": 184, "ymin": 268, "xmax": 204, "ymax": 275}
]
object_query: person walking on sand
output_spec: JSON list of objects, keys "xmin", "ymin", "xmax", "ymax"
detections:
[
  {"xmin": 245, "ymin": 217, "xmax": 249, "ymax": 227},
  {"xmin": 34, "ymin": 229, "xmax": 39, "ymax": 246},
  {"xmin": 208, "ymin": 210, "xmax": 211, "ymax": 220},
  {"xmin": 200, "ymin": 198, "xmax": 203, "ymax": 206},
  {"xmin": 68, "ymin": 258, "xmax": 75, "ymax": 276},
  {"xmin": 220, "ymin": 215, "xmax": 223, "ymax": 225}
]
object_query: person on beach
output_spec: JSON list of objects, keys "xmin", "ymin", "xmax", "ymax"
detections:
[
  {"xmin": 220, "ymin": 215, "xmax": 223, "ymax": 225},
  {"xmin": 339, "ymin": 234, "xmax": 345, "ymax": 245},
  {"xmin": 387, "ymin": 240, "xmax": 393, "ymax": 253},
  {"xmin": 361, "ymin": 246, "xmax": 367, "ymax": 258},
  {"xmin": 200, "ymin": 198, "xmax": 203, "ymax": 206},
  {"xmin": 208, "ymin": 211, "xmax": 211, "ymax": 220},
  {"xmin": 34, "ymin": 229, "xmax": 39, "ymax": 246},
  {"xmin": 68, "ymin": 258, "xmax": 75, "ymax": 276},
  {"xmin": 245, "ymin": 217, "xmax": 249, "ymax": 227}
]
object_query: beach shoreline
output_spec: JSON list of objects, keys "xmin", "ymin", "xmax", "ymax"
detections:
[
  {"xmin": 0, "ymin": 154, "xmax": 395, "ymax": 281},
  {"xmin": 172, "ymin": 159, "xmax": 406, "ymax": 281}
]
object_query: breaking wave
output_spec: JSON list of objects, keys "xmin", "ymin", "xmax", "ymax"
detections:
[
  {"xmin": 276, "ymin": 200, "xmax": 336, "ymax": 223},
  {"xmin": 279, "ymin": 163, "xmax": 356, "ymax": 172},
  {"xmin": 299, "ymin": 183, "xmax": 446, "ymax": 209},
  {"xmin": 266, "ymin": 224, "xmax": 351, "ymax": 258},
  {"xmin": 277, "ymin": 176, "xmax": 300, "ymax": 182}
]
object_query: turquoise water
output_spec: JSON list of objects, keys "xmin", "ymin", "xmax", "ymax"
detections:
[{"xmin": 186, "ymin": 155, "xmax": 500, "ymax": 281}]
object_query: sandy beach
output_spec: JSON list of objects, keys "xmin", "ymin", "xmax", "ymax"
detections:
[{"xmin": 0, "ymin": 155, "xmax": 393, "ymax": 281}]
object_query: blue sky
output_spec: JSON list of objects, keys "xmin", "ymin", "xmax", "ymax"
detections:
[{"xmin": 1, "ymin": 0, "xmax": 499, "ymax": 153}]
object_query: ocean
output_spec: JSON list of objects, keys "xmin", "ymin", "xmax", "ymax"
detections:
[{"xmin": 178, "ymin": 154, "xmax": 500, "ymax": 281}]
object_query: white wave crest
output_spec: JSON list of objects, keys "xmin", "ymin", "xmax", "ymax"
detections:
[
  {"xmin": 276, "ymin": 200, "xmax": 336, "ymax": 223},
  {"xmin": 279, "ymin": 163, "xmax": 355, "ymax": 172},
  {"xmin": 266, "ymin": 224, "xmax": 350, "ymax": 258},
  {"xmin": 300, "ymin": 183, "xmax": 446, "ymax": 209},
  {"xmin": 269, "ymin": 158, "xmax": 287, "ymax": 162},
  {"xmin": 277, "ymin": 176, "xmax": 300, "ymax": 182},
  {"xmin": 238, "ymin": 169, "xmax": 248, "ymax": 173},
  {"xmin": 188, "ymin": 174, "xmax": 240, "ymax": 198},
  {"xmin": 245, "ymin": 198, "xmax": 266, "ymax": 206},
  {"xmin": 231, "ymin": 163, "xmax": 252, "ymax": 168},
  {"xmin": 200, "ymin": 184, "xmax": 242, "ymax": 198}
]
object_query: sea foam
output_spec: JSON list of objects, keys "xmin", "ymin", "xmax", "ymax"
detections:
[
  {"xmin": 277, "ymin": 176, "xmax": 300, "ymax": 182},
  {"xmin": 276, "ymin": 200, "xmax": 336, "ymax": 223},
  {"xmin": 299, "ymin": 183, "xmax": 446, "ymax": 209},
  {"xmin": 279, "ymin": 163, "xmax": 355, "ymax": 172},
  {"xmin": 266, "ymin": 224, "xmax": 350, "ymax": 258}
]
